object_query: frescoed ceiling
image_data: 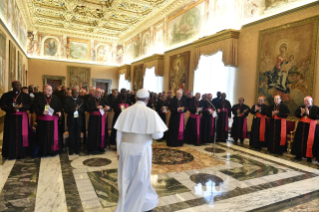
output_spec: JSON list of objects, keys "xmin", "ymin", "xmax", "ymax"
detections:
[{"xmin": 17, "ymin": 0, "xmax": 178, "ymax": 41}]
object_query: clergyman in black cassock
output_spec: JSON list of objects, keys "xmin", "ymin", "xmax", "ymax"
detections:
[
  {"xmin": 167, "ymin": 90, "xmax": 187, "ymax": 147},
  {"xmin": 200, "ymin": 94, "xmax": 216, "ymax": 144},
  {"xmin": 185, "ymin": 93, "xmax": 203, "ymax": 145},
  {"xmin": 86, "ymin": 88, "xmax": 111, "ymax": 153},
  {"xmin": 267, "ymin": 95, "xmax": 290, "ymax": 155},
  {"xmin": 156, "ymin": 95, "xmax": 169, "ymax": 141},
  {"xmin": 216, "ymin": 93, "xmax": 231, "ymax": 142},
  {"xmin": 110, "ymin": 89, "xmax": 131, "ymax": 146},
  {"xmin": 249, "ymin": 96, "xmax": 269, "ymax": 149},
  {"xmin": 292, "ymin": 96, "xmax": 319, "ymax": 161},
  {"xmin": 33, "ymin": 85, "xmax": 63, "ymax": 156},
  {"xmin": 64, "ymin": 88, "xmax": 85, "ymax": 155},
  {"xmin": 231, "ymin": 97, "xmax": 250, "ymax": 144},
  {"xmin": 0, "ymin": 81, "xmax": 32, "ymax": 159}
]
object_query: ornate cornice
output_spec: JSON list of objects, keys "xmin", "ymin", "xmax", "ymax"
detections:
[
  {"xmin": 242, "ymin": 1, "xmax": 319, "ymax": 29},
  {"xmin": 119, "ymin": 64, "xmax": 131, "ymax": 70},
  {"xmin": 193, "ymin": 29, "xmax": 240, "ymax": 48},
  {"xmin": 131, "ymin": 54, "xmax": 164, "ymax": 65}
]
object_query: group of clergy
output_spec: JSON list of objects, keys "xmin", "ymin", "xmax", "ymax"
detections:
[{"xmin": 1, "ymin": 81, "xmax": 319, "ymax": 162}]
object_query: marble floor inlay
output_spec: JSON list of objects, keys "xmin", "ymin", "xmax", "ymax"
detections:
[
  {"xmin": 0, "ymin": 158, "xmax": 40, "ymax": 212},
  {"xmin": 1, "ymin": 140, "xmax": 319, "ymax": 212}
]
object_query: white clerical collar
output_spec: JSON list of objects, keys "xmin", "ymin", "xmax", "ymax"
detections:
[
  {"xmin": 73, "ymin": 98, "xmax": 77, "ymax": 100},
  {"xmin": 136, "ymin": 101, "xmax": 146, "ymax": 106}
]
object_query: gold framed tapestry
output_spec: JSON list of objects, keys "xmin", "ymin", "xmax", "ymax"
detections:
[
  {"xmin": 18, "ymin": 51, "xmax": 23, "ymax": 84},
  {"xmin": 9, "ymin": 40, "xmax": 16, "ymax": 87},
  {"xmin": 0, "ymin": 29, "xmax": 6, "ymax": 97},
  {"xmin": 67, "ymin": 38, "xmax": 90, "ymax": 61},
  {"xmin": 169, "ymin": 51, "xmax": 190, "ymax": 96},
  {"xmin": 256, "ymin": 16, "xmax": 319, "ymax": 114},
  {"xmin": 133, "ymin": 64, "xmax": 144, "ymax": 90},
  {"xmin": 67, "ymin": 66, "xmax": 91, "ymax": 90}
]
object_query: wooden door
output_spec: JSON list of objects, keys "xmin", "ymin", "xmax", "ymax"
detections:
[
  {"xmin": 47, "ymin": 79, "xmax": 62, "ymax": 91},
  {"xmin": 96, "ymin": 82, "xmax": 108, "ymax": 94}
]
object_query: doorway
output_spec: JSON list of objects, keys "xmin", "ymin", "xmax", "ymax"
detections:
[{"xmin": 92, "ymin": 79, "xmax": 112, "ymax": 94}]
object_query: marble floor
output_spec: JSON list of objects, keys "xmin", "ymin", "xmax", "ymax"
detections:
[{"xmin": 1, "ymin": 139, "xmax": 319, "ymax": 212}]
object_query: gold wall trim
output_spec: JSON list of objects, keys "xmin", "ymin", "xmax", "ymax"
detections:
[
  {"xmin": 242, "ymin": 1, "xmax": 319, "ymax": 29},
  {"xmin": 119, "ymin": 64, "xmax": 131, "ymax": 69},
  {"xmin": 193, "ymin": 29, "xmax": 240, "ymax": 48},
  {"xmin": 132, "ymin": 54, "xmax": 164, "ymax": 64}
]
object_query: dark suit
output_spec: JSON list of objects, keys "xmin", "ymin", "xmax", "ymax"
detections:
[{"xmin": 64, "ymin": 97, "xmax": 85, "ymax": 153}]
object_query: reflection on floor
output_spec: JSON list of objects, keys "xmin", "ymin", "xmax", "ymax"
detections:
[{"xmin": 1, "ymin": 140, "xmax": 319, "ymax": 212}]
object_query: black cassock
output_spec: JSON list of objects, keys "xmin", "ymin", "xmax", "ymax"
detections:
[
  {"xmin": 185, "ymin": 99, "xmax": 203, "ymax": 145},
  {"xmin": 231, "ymin": 104, "xmax": 250, "ymax": 143},
  {"xmin": 200, "ymin": 100, "xmax": 216, "ymax": 144},
  {"xmin": 1, "ymin": 91, "xmax": 32, "ymax": 158},
  {"xmin": 33, "ymin": 95, "xmax": 63, "ymax": 156},
  {"xmin": 110, "ymin": 95, "xmax": 131, "ymax": 145},
  {"xmin": 167, "ymin": 97, "xmax": 187, "ymax": 147},
  {"xmin": 267, "ymin": 103, "xmax": 290, "ymax": 154},
  {"xmin": 86, "ymin": 97, "xmax": 110, "ymax": 152},
  {"xmin": 156, "ymin": 100, "xmax": 169, "ymax": 141},
  {"xmin": 216, "ymin": 100, "xmax": 231, "ymax": 142},
  {"xmin": 291, "ymin": 105, "xmax": 319, "ymax": 159},
  {"xmin": 64, "ymin": 98, "xmax": 85, "ymax": 153},
  {"xmin": 249, "ymin": 104, "xmax": 269, "ymax": 149}
]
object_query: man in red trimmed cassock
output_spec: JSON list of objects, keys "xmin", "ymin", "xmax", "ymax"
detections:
[
  {"xmin": 231, "ymin": 97, "xmax": 250, "ymax": 145},
  {"xmin": 185, "ymin": 93, "xmax": 203, "ymax": 145},
  {"xmin": 267, "ymin": 95, "xmax": 290, "ymax": 155},
  {"xmin": 86, "ymin": 88, "xmax": 111, "ymax": 154},
  {"xmin": 33, "ymin": 85, "xmax": 62, "ymax": 156},
  {"xmin": 200, "ymin": 94, "xmax": 217, "ymax": 144},
  {"xmin": 216, "ymin": 93, "xmax": 231, "ymax": 142},
  {"xmin": 292, "ymin": 96, "xmax": 319, "ymax": 162},
  {"xmin": 249, "ymin": 96, "xmax": 269, "ymax": 149},
  {"xmin": 167, "ymin": 90, "xmax": 187, "ymax": 147},
  {"xmin": 0, "ymin": 81, "xmax": 32, "ymax": 159},
  {"xmin": 110, "ymin": 88, "xmax": 131, "ymax": 146}
]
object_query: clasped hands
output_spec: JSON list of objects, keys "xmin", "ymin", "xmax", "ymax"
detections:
[
  {"xmin": 272, "ymin": 110, "xmax": 279, "ymax": 116},
  {"xmin": 97, "ymin": 105, "xmax": 110, "ymax": 111},
  {"xmin": 300, "ymin": 107, "xmax": 309, "ymax": 116},
  {"xmin": 178, "ymin": 107, "xmax": 185, "ymax": 112}
]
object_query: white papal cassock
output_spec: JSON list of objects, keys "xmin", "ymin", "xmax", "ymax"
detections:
[{"xmin": 114, "ymin": 97, "xmax": 167, "ymax": 212}]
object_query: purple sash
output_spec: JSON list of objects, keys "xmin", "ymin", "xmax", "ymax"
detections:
[
  {"xmin": 90, "ymin": 112, "xmax": 106, "ymax": 148},
  {"xmin": 190, "ymin": 113, "xmax": 201, "ymax": 144},
  {"xmin": 243, "ymin": 117, "xmax": 247, "ymax": 138},
  {"xmin": 220, "ymin": 108, "xmax": 229, "ymax": 132},
  {"xmin": 178, "ymin": 113, "xmax": 184, "ymax": 140},
  {"xmin": 38, "ymin": 115, "xmax": 59, "ymax": 151},
  {"xmin": 11, "ymin": 111, "xmax": 29, "ymax": 147}
]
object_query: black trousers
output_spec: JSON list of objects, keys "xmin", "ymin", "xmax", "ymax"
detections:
[{"xmin": 68, "ymin": 120, "xmax": 82, "ymax": 152}]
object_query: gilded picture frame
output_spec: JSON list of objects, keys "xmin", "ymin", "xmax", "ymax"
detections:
[
  {"xmin": 67, "ymin": 66, "xmax": 91, "ymax": 90},
  {"xmin": 255, "ymin": 16, "xmax": 319, "ymax": 116},
  {"xmin": 133, "ymin": 64, "xmax": 144, "ymax": 90}
]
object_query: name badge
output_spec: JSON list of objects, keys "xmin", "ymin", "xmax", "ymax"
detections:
[
  {"xmin": 121, "ymin": 105, "xmax": 125, "ymax": 111},
  {"xmin": 45, "ymin": 104, "xmax": 49, "ymax": 111},
  {"xmin": 74, "ymin": 110, "xmax": 79, "ymax": 118}
]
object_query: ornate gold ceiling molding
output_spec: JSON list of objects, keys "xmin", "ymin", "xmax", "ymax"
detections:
[
  {"xmin": 32, "ymin": 0, "xmax": 67, "ymax": 11},
  {"xmin": 70, "ymin": 16, "xmax": 99, "ymax": 26},
  {"xmin": 35, "ymin": 8, "xmax": 66, "ymax": 21},
  {"xmin": 73, "ymin": 5, "xmax": 106, "ymax": 18},
  {"xmin": 78, "ymin": 0, "xmax": 114, "ymax": 7},
  {"xmin": 36, "ymin": 18, "xmax": 65, "ymax": 28}
]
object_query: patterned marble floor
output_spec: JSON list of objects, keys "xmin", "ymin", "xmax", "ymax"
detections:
[{"xmin": 1, "ymin": 140, "xmax": 319, "ymax": 212}]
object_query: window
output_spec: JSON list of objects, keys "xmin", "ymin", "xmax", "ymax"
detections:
[
  {"xmin": 193, "ymin": 51, "xmax": 236, "ymax": 106},
  {"xmin": 119, "ymin": 74, "xmax": 131, "ymax": 90},
  {"xmin": 143, "ymin": 67, "xmax": 163, "ymax": 93}
]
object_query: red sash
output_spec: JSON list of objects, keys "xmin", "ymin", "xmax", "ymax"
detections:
[
  {"xmin": 38, "ymin": 115, "xmax": 59, "ymax": 151},
  {"xmin": 11, "ymin": 111, "xmax": 29, "ymax": 147},
  {"xmin": 273, "ymin": 114, "xmax": 286, "ymax": 146},
  {"xmin": 242, "ymin": 117, "xmax": 247, "ymax": 139},
  {"xmin": 190, "ymin": 113, "xmax": 201, "ymax": 144},
  {"xmin": 90, "ymin": 111, "xmax": 106, "ymax": 148},
  {"xmin": 206, "ymin": 109, "xmax": 215, "ymax": 136},
  {"xmin": 256, "ymin": 112, "xmax": 267, "ymax": 141},
  {"xmin": 300, "ymin": 116, "xmax": 317, "ymax": 158},
  {"xmin": 178, "ymin": 112, "xmax": 184, "ymax": 140}
]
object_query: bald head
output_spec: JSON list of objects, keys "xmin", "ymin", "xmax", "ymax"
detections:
[
  {"xmin": 44, "ymin": 85, "xmax": 53, "ymax": 96},
  {"xmin": 304, "ymin": 96, "xmax": 313, "ymax": 107},
  {"xmin": 238, "ymin": 97, "xmax": 244, "ymax": 105},
  {"xmin": 95, "ymin": 88, "xmax": 102, "ymax": 98},
  {"xmin": 89, "ymin": 87, "xmax": 96, "ymax": 96},
  {"xmin": 258, "ymin": 96, "xmax": 265, "ymax": 105},
  {"xmin": 176, "ymin": 90, "xmax": 182, "ymax": 100}
]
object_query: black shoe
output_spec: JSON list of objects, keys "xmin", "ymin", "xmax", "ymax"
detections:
[
  {"xmin": 75, "ymin": 150, "xmax": 79, "ymax": 155},
  {"xmin": 69, "ymin": 151, "xmax": 74, "ymax": 155}
]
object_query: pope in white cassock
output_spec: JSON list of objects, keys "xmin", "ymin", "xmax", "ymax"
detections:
[{"xmin": 114, "ymin": 89, "xmax": 168, "ymax": 212}]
